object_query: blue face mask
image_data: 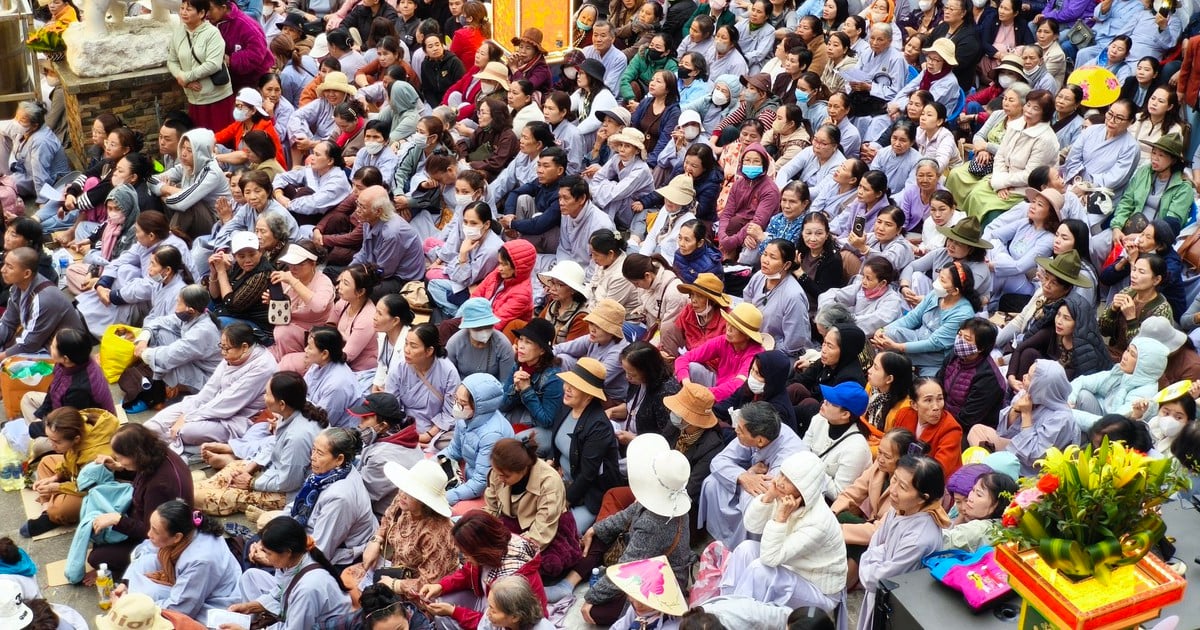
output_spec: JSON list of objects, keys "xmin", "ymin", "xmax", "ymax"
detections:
[
  {"xmin": 742, "ymin": 164, "xmax": 764, "ymax": 179},
  {"xmin": 576, "ymin": 19, "xmax": 592, "ymax": 31},
  {"xmin": 795, "ymin": 90, "xmax": 810, "ymax": 104}
]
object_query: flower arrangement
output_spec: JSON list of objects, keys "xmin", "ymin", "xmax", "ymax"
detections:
[{"xmin": 994, "ymin": 438, "xmax": 1189, "ymax": 584}]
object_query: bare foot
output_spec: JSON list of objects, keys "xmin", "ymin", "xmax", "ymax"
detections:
[
  {"xmin": 206, "ymin": 453, "xmax": 233, "ymax": 470},
  {"xmin": 81, "ymin": 570, "xmax": 97, "ymax": 587}
]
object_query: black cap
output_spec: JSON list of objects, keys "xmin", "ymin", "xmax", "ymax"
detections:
[
  {"xmin": 348, "ymin": 393, "xmax": 406, "ymax": 424},
  {"xmin": 281, "ymin": 12, "xmax": 305, "ymax": 32}
]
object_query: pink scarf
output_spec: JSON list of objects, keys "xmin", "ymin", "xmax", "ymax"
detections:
[
  {"xmin": 863, "ymin": 282, "xmax": 889, "ymax": 300},
  {"xmin": 99, "ymin": 212, "xmax": 124, "ymax": 260}
]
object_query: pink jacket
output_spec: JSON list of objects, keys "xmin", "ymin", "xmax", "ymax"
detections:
[{"xmin": 674, "ymin": 335, "xmax": 764, "ymax": 401}]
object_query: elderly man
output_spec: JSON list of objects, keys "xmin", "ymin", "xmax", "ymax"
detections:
[
  {"xmin": 555, "ymin": 175, "xmax": 616, "ymax": 270},
  {"xmin": 0, "ymin": 247, "xmax": 82, "ymax": 360},
  {"xmin": 582, "ymin": 21, "xmax": 626, "ymax": 96},
  {"xmin": 848, "ymin": 24, "xmax": 909, "ymax": 134},
  {"xmin": 698, "ymin": 401, "xmax": 808, "ymax": 548},
  {"xmin": 350, "ymin": 185, "xmax": 422, "ymax": 300},
  {"xmin": 0, "ymin": 102, "xmax": 71, "ymax": 215}
]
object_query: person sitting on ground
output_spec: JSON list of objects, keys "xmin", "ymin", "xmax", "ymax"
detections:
[
  {"xmin": 22, "ymin": 406, "xmax": 118, "ymax": 537},
  {"xmin": 969, "ymin": 359, "xmax": 1078, "ymax": 476},
  {"xmin": 19, "ymin": 329, "xmax": 114, "ymax": 441},
  {"xmin": 446, "ymin": 298, "xmax": 516, "ymax": 381},
  {"xmin": 121, "ymin": 284, "xmax": 222, "ymax": 412},
  {"xmin": 0, "ymin": 247, "xmax": 83, "ymax": 360},
  {"xmin": 502, "ymin": 319, "xmax": 564, "ymax": 454},
  {"xmin": 348, "ymin": 393, "xmax": 423, "ymax": 517},
  {"xmin": 941, "ymin": 471, "xmax": 1018, "ymax": 552},
  {"xmin": 439, "ymin": 373, "xmax": 516, "ymax": 512}
]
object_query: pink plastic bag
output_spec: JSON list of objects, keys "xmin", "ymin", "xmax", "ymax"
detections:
[
  {"xmin": 688, "ymin": 540, "xmax": 729, "ymax": 606},
  {"xmin": 925, "ymin": 546, "xmax": 1012, "ymax": 610}
]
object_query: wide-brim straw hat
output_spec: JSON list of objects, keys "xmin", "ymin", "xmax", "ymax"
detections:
[
  {"xmin": 474, "ymin": 61, "xmax": 511, "ymax": 91},
  {"xmin": 922, "ymin": 38, "xmax": 958, "ymax": 66},
  {"xmin": 384, "ymin": 460, "xmax": 452, "ymax": 517},
  {"xmin": 317, "ymin": 71, "xmax": 357, "ymax": 97},
  {"xmin": 628, "ymin": 434, "xmax": 692, "ymax": 518},
  {"xmin": 95, "ymin": 593, "xmax": 171, "ymax": 630},
  {"xmin": 720, "ymin": 302, "xmax": 764, "ymax": 344},
  {"xmin": 936, "ymin": 216, "xmax": 992, "ymax": 250},
  {"xmin": 677, "ymin": 272, "xmax": 731, "ymax": 308},
  {"xmin": 607, "ymin": 127, "xmax": 648, "ymax": 160},
  {"xmin": 663, "ymin": 381, "xmax": 717, "ymax": 429},
  {"xmin": 992, "ymin": 54, "xmax": 1026, "ymax": 82},
  {"xmin": 606, "ymin": 556, "xmax": 689, "ymax": 616},
  {"xmin": 656, "ymin": 174, "xmax": 696, "ymax": 206},
  {"xmin": 559, "ymin": 357, "xmax": 608, "ymax": 401},
  {"xmin": 584, "ymin": 298, "xmax": 626, "ymax": 338},
  {"xmin": 1034, "ymin": 250, "xmax": 1094, "ymax": 288},
  {"xmin": 537, "ymin": 260, "xmax": 589, "ymax": 298}
]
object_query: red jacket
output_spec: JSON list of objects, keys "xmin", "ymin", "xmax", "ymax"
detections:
[
  {"xmin": 438, "ymin": 550, "xmax": 546, "ymax": 630},
  {"xmin": 1179, "ymin": 34, "xmax": 1200, "ymax": 108},
  {"xmin": 472, "ymin": 239, "xmax": 536, "ymax": 331},
  {"xmin": 213, "ymin": 117, "xmax": 285, "ymax": 167},
  {"xmin": 895, "ymin": 410, "xmax": 963, "ymax": 477},
  {"xmin": 449, "ymin": 26, "xmax": 486, "ymax": 73},
  {"xmin": 443, "ymin": 66, "xmax": 486, "ymax": 121}
]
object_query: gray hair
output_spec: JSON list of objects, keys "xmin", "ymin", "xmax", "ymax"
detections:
[
  {"xmin": 431, "ymin": 105, "xmax": 458, "ymax": 129},
  {"xmin": 17, "ymin": 101, "xmax": 45, "ymax": 128},
  {"xmin": 814, "ymin": 303, "xmax": 855, "ymax": 332},
  {"xmin": 258, "ymin": 212, "xmax": 291, "ymax": 245},
  {"xmin": 320, "ymin": 427, "xmax": 363, "ymax": 462},
  {"xmin": 1023, "ymin": 44, "xmax": 1044, "ymax": 60},
  {"xmin": 1008, "ymin": 83, "xmax": 1032, "ymax": 101},
  {"xmin": 367, "ymin": 188, "xmax": 396, "ymax": 221},
  {"xmin": 488, "ymin": 576, "xmax": 544, "ymax": 626},
  {"xmin": 8, "ymin": 247, "xmax": 38, "ymax": 273},
  {"xmin": 180, "ymin": 284, "xmax": 210, "ymax": 311},
  {"xmin": 914, "ymin": 157, "xmax": 941, "ymax": 173},
  {"xmin": 736, "ymin": 401, "xmax": 781, "ymax": 441},
  {"xmin": 869, "ymin": 23, "xmax": 893, "ymax": 41}
]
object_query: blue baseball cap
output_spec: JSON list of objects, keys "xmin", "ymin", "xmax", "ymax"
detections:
[{"xmin": 819, "ymin": 382, "xmax": 869, "ymax": 417}]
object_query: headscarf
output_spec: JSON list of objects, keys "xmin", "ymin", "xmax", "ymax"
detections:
[
  {"xmin": 1027, "ymin": 358, "xmax": 1072, "ymax": 414},
  {"xmin": 179, "ymin": 128, "xmax": 217, "ymax": 186},
  {"xmin": 712, "ymin": 73, "xmax": 744, "ymax": 120},
  {"xmin": 384, "ymin": 81, "xmax": 421, "ymax": 142},
  {"xmin": 99, "ymin": 184, "xmax": 140, "ymax": 261},
  {"xmin": 1127, "ymin": 337, "xmax": 1169, "ymax": 391}
]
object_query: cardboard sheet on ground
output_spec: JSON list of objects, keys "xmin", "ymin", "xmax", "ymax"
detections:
[
  {"xmin": 43, "ymin": 559, "xmax": 83, "ymax": 587},
  {"xmin": 20, "ymin": 489, "xmax": 72, "ymax": 540}
]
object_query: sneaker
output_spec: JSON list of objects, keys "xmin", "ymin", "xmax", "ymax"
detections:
[
  {"xmin": 19, "ymin": 513, "xmax": 55, "ymax": 538},
  {"xmin": 124, "ymin": 400, "xmax": 148, "ymax": 414}
]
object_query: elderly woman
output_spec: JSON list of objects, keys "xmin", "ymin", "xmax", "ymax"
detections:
[
  {"xmin": 480, "ymin": 576, "xmax": 554, "ymax": 630},
  {"xmin": 268, "ymin": 242, "xmax": 335, "ymax": 363},
  {"xmin": 856, "ymin": 456, "xmax": 948, "ymax": 630},
  {"xmin": 888, "ymin": 38, "xmax": 960, "ymax": 117},
  {"xmin": 22, "ymin": 406, "xmax": 117, "ymax": 536},
  {"xmin": 533, "ymin": 261, "xmax": 590, "ymax": 344},
  {"xmin": 968, "ymin": 359, "xmax": 1078, "ymax": 476},
  {"xmin": 953, "ymin": 89, "xmax": 1059, "ymax": 223},
  {"xmin": 447, "ymin": 299, "xmax": 516, "ymax": 381},
  {"xmin": 659, "ymin": 272, "xmax": 728, "ymax": 361},
  {"xmin": 662, "ymin": 382, "xmax": 727, "ymax": 503},
  {"xmin": 893, "ymin": 378, "xmax": 962, "ymax": 477},
  {"xmin": 150, "ymin": 129, "xmax": 229, "ymax": 239},
  {"xmin": 207, "ymin": 231, "xmax": 274, "ymax": 336},
  {"xmin": 485, "ymin": 438, "xmax": 580, "ymax": 581},
  {"xmin": 121, "ymin": 501, "xmax": 240, "ymax": 618},
  {"xmin": 272, "ymin": 140, "xmax": 353, "ymax": 220},
  {"xmin": 502, "ymin": 320, "xmax": 564, "ymax": 454},
  {"xmin": 144, "ymin": 322, "xmax": 276, "ymax": 452},
  {"xmin": 699, "ymin": 401, "xmax": 806, "ymax": 548},
  {"xmin": 342, "ymin": 459, "xmax": 460, "ymax": 605},
  {"xmin": 1061, "ymin": 98, "xmax": 1140, "ymax": 199},
  {"xmin": 75, "ymin": 211, "xmax": 190, "ymax": 338},
  {"xmin": 287, "ymin": 70, "xmax": 357, "ymax": 164}
]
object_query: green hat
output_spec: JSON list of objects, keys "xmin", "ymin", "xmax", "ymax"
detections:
[{"xmin": 1034, "ymin": 250, "xmax": 1093, "ymax": 288}]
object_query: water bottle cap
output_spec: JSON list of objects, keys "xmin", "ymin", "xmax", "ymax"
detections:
[{"xmin": 99, "ymin": 563, "xmax": 108, "ymax": 570}]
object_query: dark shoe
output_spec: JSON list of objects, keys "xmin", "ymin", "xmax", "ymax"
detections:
[{"xmin": 19, "ymin": 513, "xmax": 55, "ymax": 538}]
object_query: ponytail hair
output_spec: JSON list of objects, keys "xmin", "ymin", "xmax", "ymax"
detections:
[
  {"xmin": 259, "ymin": 516, "xmax": 346, "ymax": 590},
  {"xmin": 269, "ymin": 371, "xmax": 329, "ymax": 427}
]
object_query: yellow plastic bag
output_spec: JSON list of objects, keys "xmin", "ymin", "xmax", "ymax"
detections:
[{"xmin": 99, "ymin": 324, "xmax": 142, "ymax": 384}]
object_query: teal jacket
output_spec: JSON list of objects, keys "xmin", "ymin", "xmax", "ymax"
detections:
[
  {"xmin": 620, "ymin": 51, "xmax": 680, "ymax": 101},
  {"xmin": 1112, "ymin": 165, "xmax": 1193, "ymax": 231},
  {"xmin": 66, "ymin": 462, "xmax": 133, "ymax": 584}
]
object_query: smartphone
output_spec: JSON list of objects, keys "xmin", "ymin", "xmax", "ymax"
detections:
[{"xmin": 852, "ymin": 216, "xmax": 866, "ymax": 238}]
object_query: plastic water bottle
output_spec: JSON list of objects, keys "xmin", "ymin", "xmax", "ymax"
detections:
[
  {"xmin": 95, "ymin": 563, "xmax": 114, "ymax": 610},
  {"xmin": 589, "ymin": 567, "xmax": 602, "ymax": 588},
  {"xmin": 53, "ymin": 249, "xmax": 70, "ymax": 290}
]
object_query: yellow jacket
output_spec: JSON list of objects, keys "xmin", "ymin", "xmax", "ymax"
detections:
[{"xmin": 55, "ymin": 409, "xmax": 118, "ymax": 496}]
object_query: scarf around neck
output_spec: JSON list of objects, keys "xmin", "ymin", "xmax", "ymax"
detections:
[
  {"xmin": 292, "ymin": 465, "xmax": 352, "ymax": 527},
  {"xmin": 918, "ymin": 66, "xmax": 951, "ymax": 91}
]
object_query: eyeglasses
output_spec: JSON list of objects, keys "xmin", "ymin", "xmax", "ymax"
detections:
[
  {"xmin": 1105, "ymin": 111, "xmax": 1129, "ymax": 123},
  {"xmin": 217, "ymin": 344, "xmax": 244, "ymax": 354}
]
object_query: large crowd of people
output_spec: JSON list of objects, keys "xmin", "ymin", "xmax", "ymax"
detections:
[{"xmin": 4, "ymin": 0, "xmax": 1200, "ymax": 627}]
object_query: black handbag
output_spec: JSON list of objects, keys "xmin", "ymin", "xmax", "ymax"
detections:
[{"xmin": 185, "ymin": 31, "xmax": 230, "ymax": 86}]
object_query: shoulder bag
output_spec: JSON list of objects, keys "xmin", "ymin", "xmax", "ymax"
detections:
[{"xmin": 185, "ymin": 30, "xmax": 230, "ymax": 86}]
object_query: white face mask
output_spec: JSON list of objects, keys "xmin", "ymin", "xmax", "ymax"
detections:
[
  {"xmin": 683, "ymin": 126, "xmax": 700, "ymax": 141},
  {"xmin": 715, "ymin": 41, "xmax": 731, "ymax": 54},
  {"xmin": 410, "ymin": 132, "xmax": 428, "ymax": 148},
  {"xmin": 711, "ymin": 90, "xmax": 729, "ymax": 106},
  {"xmin": 455, "ymin": 193, "xmax": 474, "ymax": 208},
  {"xmin": 763, "ymin": 271, "xmax": 782, "ymax": 281},
  {"xmin": 452, "ymin": 403, "xmax": 472, "ymax": 419},
  {"xmin": 480, "ymin": 82, "xmax": 497, "ymax": 95},
  {"xmin": 233, "ymin": 108, "xmax": 250, "ymax": 123},
  {"xmin": 563, "ymin": 67, "xmax": 578, "ymax": 80},
  {"xmin": 1151, "ymin": 415, "xmax": 1185, "ymax": 439},
  {"xmin": 463, "ymin": 226, "xmax": 483, "ymax": 240},
  {"xmin": 930, "ymin": 280, "xmax": 949, "ymax": 298},
  {"xmin": 469, "ymin": 328, "xmax": 492, "ymax": 343},
  {"xmin": 149, "ymin": 272, "xmax": 165, "ymax": 284},
  {"xmin": 971, "ymin": 0, "xmax": 986, "ymax": 6},
  {"xmin": 363, "ymin": 141, "xmax": 385, "ymax": 155},
  {"xmin": 998, "ymin": 75, "xmax": 1015, "ymax": 89},
  {"xmin": 694, "ymin": 301, "xmax": 713, "ymax": 317},
  {"xmin": 918, "ymin": 0, "xmax": 933, "ymax": 9},
  {"xmin": 747, "ymin": 375, "xmax": 766, "ymax": 394},
  {"xmin": 669, "ymin": 412, "xmax": 684, "ymax": 428}
]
